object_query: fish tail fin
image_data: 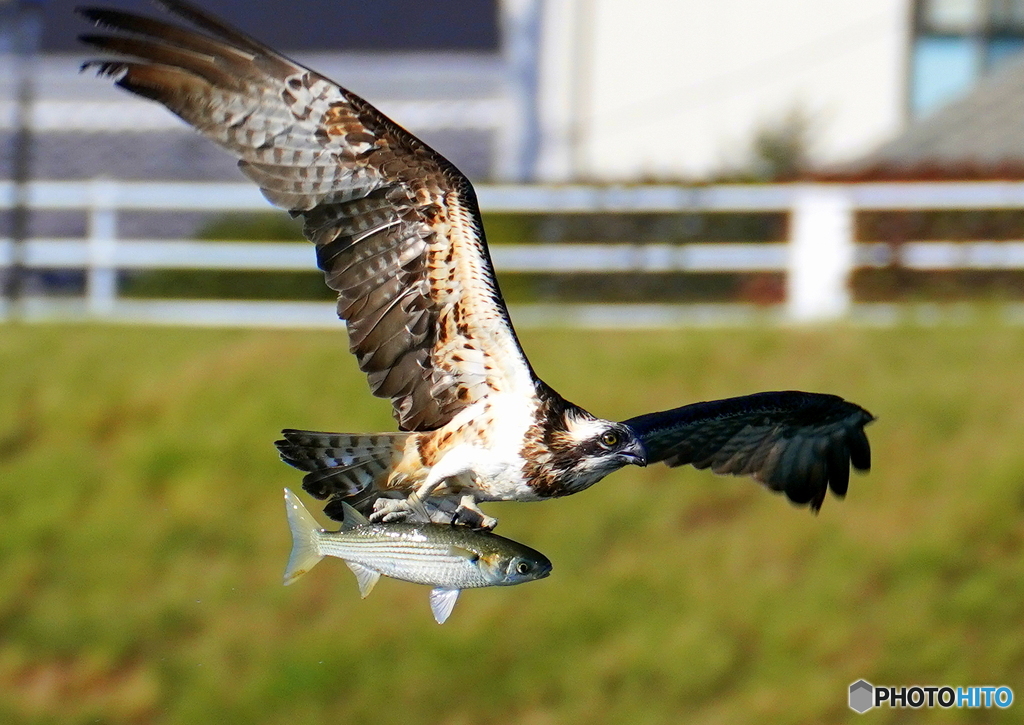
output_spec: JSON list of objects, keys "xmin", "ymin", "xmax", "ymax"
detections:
[
  {"xmin": 283, "ymin": 488, "xmax": 324, "ymax": 586},
  {"xmin": 275, "ymin": 430, "xmax": 413, "ymax": 515}
]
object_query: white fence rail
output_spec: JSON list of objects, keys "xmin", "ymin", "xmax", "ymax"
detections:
[{"xmin": 4, "ymin": 179, "xmax": 1024, "ymax": 326}]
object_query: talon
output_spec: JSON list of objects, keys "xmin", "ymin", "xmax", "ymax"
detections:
[
  {"xmin": 369, "ymin": 495, "xmax": 433, "ymax": 524},
  {"xmin": 370, "ymin": 498, "xmax": 410, "ymax": 523},
  {"xmin": 450, "ymin": 506, "xmax": 471, "ymax": 528},
  {"xmin": 453, "ymin": 496, "xmax": 498, "ymax": 530},
  {"xmin": 370, "ymin": 507, "xmax": 411, "ymax": 524},
  {"xmin": 476, "ymin": 515, "xmax": 498, "ymax": 531}
]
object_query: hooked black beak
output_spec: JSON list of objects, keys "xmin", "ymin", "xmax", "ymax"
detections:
[{"xmin": 618, "ymin": 440, "xmax": 647, "ymax": 467}]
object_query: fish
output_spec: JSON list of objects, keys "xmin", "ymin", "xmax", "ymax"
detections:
[{"xmin": 282, "ymin": 488, "xmax": 552, "ymax": 623}]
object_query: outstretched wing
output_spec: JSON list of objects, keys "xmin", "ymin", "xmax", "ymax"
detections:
[
  {"xmin": 622, "ymin": 391, "xmax": 874, "ymax": 511},
  {"xmin": 78, "ymin": 0, "xmax": 536, "ymax": 431}
]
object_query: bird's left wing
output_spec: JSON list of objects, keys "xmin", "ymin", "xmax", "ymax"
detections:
[
  {"xmin": 622, "ymin": 391, "xmax": 874, "ymax": 511},
  {"xmin": 78, "ymin": 0, "xmax": 537, "ymax": 432}
]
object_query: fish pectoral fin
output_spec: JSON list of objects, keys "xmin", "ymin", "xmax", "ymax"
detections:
[
  {"xmin": 429, "ymin": 587, "xmax": 461, "ymax": 624},
  {"xmin": 345, "ymin": 561, "xmax": 381, "ymax": 598},
  {"xmin": 447, "ymin": 546, "xmax": 479, "ymax": 562}
]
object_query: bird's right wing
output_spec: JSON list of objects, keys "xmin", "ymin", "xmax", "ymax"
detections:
[
  {"xmin": 78, "ymin": 0, "xmax": 538, "ymax": 432},
  {"xmin": 622, "ymin": 391, "xmax": 874, "ymax": 511}
]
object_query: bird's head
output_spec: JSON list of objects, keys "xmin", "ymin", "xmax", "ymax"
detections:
[{"xmin": 546, "ymin": 409, "xmax": 647, "ymax": 493}]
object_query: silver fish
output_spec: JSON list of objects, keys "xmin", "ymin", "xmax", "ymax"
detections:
[{"xmin": 283, "ymin": 488, "xmax": 552, "ymax": 623}]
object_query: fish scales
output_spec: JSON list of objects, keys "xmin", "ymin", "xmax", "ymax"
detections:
[
  {"xmin": 282, "ymin": 488, "xmax": 551, "ymax": 623},
  {"xmin": 316, "ymin": 530, "xmax": 495, "ymax": 589}
]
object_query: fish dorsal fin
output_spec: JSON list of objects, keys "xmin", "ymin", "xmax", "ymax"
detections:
[
  {"xmin": 345, "ymin": 561, "xmax": 381, "ymax": 598},
  {"xmin": 339, "ymin": 501, "xmax": 370, "ymax": 530},
  {"xmin": 429, "ymin": 588, "xmax": 461, "ymax": 624},
  {"xmin": 448, "ymin": 546, "xmax": 479, "ymax": 562}
]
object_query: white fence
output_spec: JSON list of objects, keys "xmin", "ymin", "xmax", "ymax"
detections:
[{"xmin": 4, "ymin": 179, "xmax": 1024, "ymax": 327}]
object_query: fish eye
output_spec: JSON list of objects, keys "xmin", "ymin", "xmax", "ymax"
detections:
[
  {"xmin": 516, "ymin": 561, "xmax": 531, "ymax": 575},
  {"xmin": 600, "ymin": 431, "xmax": 619, "ymax": 448}
]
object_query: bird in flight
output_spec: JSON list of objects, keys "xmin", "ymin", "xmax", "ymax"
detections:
[{"xmin": 80, "ymin": 0, "xmax": 874, "ymax": 530}]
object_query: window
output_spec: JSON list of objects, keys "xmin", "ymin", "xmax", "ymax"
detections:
[{"xmin": 911, "ymin": 0, "xmax": 1024, "ymax": 115}]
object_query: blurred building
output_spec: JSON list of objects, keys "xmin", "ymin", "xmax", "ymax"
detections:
[
  {"xmin": 30, "ymin": 0, "xmax": 512, "ymax": 185},
  {"xmin": 830, "ymin": 0, "xmax": 1024, "ymax": 180},
  {"xmin": 0, "ymin": 0, "xmax": 525, "ymax": 243},
  {"xmin": 537, "ymin": 0, "xmax": 1024, "ymax": 181},
  {"xmin": 909, "ymin": 0, "xmax": 1024, "ymax": 117},
  {"xmin": 838, "ymin": 51, "xmax": 1024, "ymax": 179},
  {"xmin": 3, "ymin": 0, "xmax": 1024, "ymax": 198}
]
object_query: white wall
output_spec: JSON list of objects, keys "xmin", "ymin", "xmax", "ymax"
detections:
[{"xmin": 536, "ymin": 0, "xmax": 911, "ymax": 181}]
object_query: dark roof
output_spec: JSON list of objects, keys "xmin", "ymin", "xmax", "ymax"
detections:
[
  {"xmin": 39, "ymin": 0, "xmax": 499, "ymax": 53},
  {"xmin": 832, "ymin": 52, "xmax": 1024, "ymax": 180}
]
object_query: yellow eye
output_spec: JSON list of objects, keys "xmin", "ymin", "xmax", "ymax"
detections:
[{"xmin": 601, "ymin": 431, "xmax": 619, "ymax": 448}]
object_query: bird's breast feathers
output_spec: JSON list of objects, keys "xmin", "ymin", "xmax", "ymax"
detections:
[{"xmin": 403, "ymin": 393, "xmax": 546, "ymax": 502}]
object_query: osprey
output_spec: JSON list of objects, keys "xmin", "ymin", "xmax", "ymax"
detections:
[{"xmin": 80, "ymin": 0, "xmax": 874, "ymax": 529}]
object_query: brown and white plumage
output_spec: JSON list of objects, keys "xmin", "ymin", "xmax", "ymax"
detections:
[
  {"xmin": 80, "ymin": 1, "xmax": 535, "ymax": 434},
  {"xmin": 80, "ymin": 0, "xmax": 874, "ymax": 528}
]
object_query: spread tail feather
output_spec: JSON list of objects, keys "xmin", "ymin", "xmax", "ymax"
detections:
[
  {"xmin": 276, "ymin": 430, "xmax": 412, "ymax": 509},
  {"xmin": 283, "ymin": 488, "xmax": 324, "ymax": 585}
]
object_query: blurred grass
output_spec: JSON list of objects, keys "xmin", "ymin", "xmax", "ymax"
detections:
[{"xmin": 1, "ymin": 322, "xmax": 1022, "ymax": 724}]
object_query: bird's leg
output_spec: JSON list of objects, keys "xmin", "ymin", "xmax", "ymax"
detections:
[
  {"xmin": 452, "ymin": 494, "xmax": 498, "ymax": 531},
  {"xmin": 425, "ymin": 498, "xmax": 461, "ymax": 524},
  {"xmin": 370, "ymin": 460, "xmax": 468, "ymax": 524},
  {"xmin": 404, "ymin": 484, "xmax": 434, "ymax": 522}
]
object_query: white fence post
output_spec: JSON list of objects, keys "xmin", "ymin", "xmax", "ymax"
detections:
[
  {"xmin": 787, "ymin": 185, "xmax": 854, "ymax": 322},
  {"xmin": 86, "ymin": 179, "xmax": 118, "ymax": 317},
  {"xmin": 497, "ymin": 0, "xmax": 543, "ymax": 182}
]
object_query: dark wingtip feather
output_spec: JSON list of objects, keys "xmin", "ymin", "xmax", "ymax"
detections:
[
  {"xmin": 848, "ymin": 426, "xmax": 872, "ymax": 471},
  {"xmin": 75, "ymin": 6, "xmax": 102, "ymax": 24},
  {"xmin": 78, "ymin": 32, "xmax": 107, "ymax": 46},
  {"xmin": 75, "ymin": 5, "xmax": 105, "ymax": 19},
  {"xmin": 152, "ymin": 0, "xmax": 271, "ymax": 55},
  {"xmin": 827, "ymin": 448, "xmax": 851, "ymax": 498},
  {"xmin": 76, "ymin": 6, "xmax": 139, "ymax": 30},
  {"xmin": 624, "ymin": 390, "xmax": 876, "ymax": 513},
  {"xmin": 78, "ymin": 58, "xmax": 124, "ymax": 76}
]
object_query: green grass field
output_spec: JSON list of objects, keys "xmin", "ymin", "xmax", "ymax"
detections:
[{"xmin": 1, "ymin": 322, "xmax": 1022, "ymax": 724}]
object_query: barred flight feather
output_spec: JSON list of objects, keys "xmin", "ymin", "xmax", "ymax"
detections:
[{"xmin": 79, "ymin": 0, "xmax": 536, "ymax": 432}]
